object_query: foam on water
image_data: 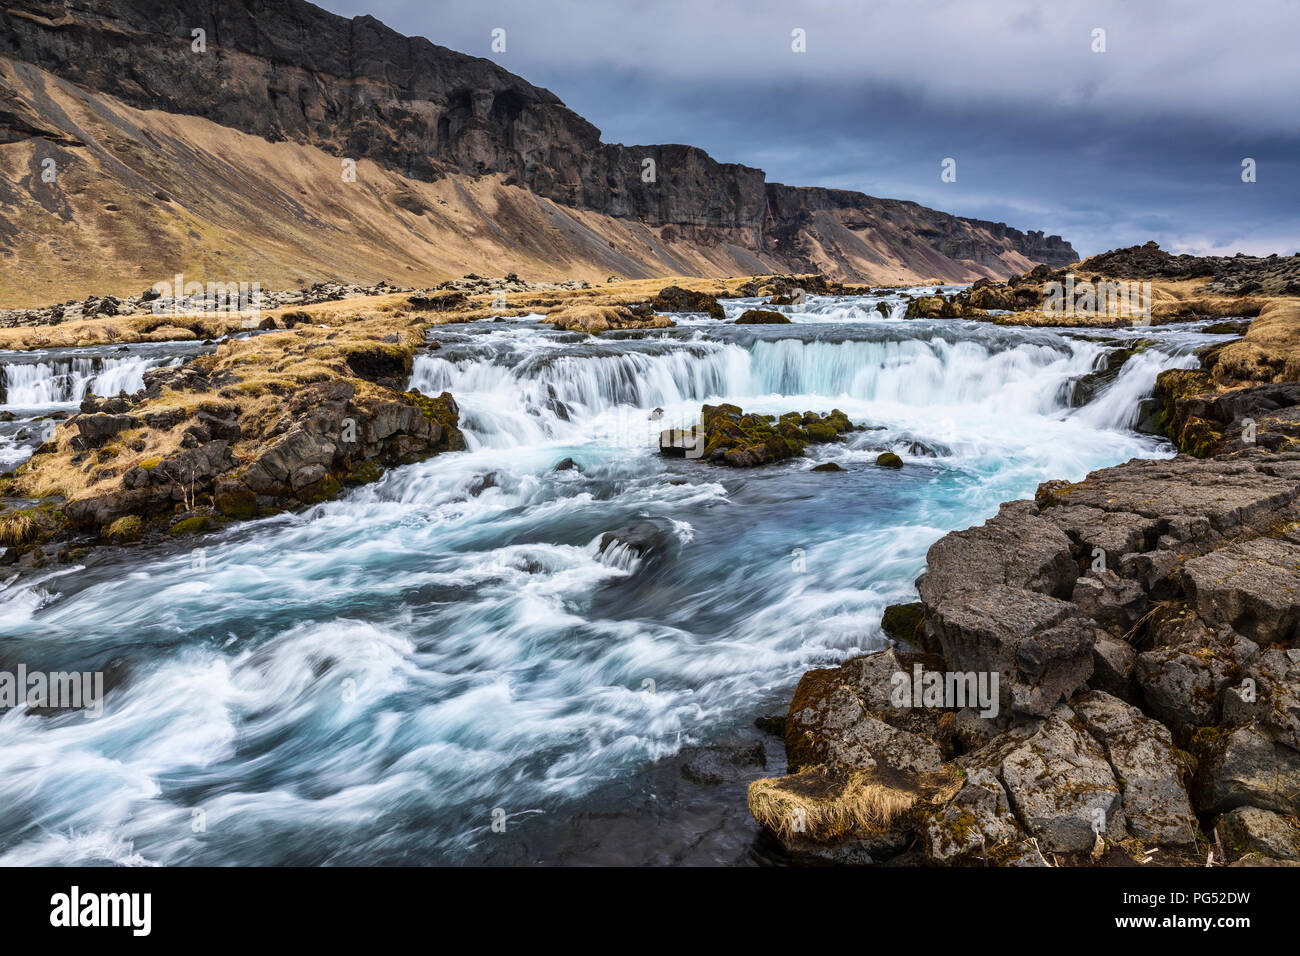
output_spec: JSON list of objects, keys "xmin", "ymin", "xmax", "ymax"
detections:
[{"xmin": 0, "ymin": 300, "xmax": 1238, "ymax": 864}]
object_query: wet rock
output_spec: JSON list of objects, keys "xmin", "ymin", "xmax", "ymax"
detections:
[
  {"xmin": 875, "ymin": 452, "xmax": 903, "ymax": 468},
  {"xmin": 734, "ymin": 309, "xmax": 790, "ymax": 325},
  {"xmin": 881, "ymin": 602, "xmax": 924, "ymax": 645},
  {"xmin": 467, "ymin": 471, "xmax": 499, "ymax": 496},
  {"xmin": 904, "ymin": 296, "xmax": 960, "ymax": 319},
  {"xmin": 596, "ymin": 522, "xmax": 673, "ymax": 564},
  {"xmin": 754, "ymin": 714, "xmax": 786, "ymax": 737},
  {"xmin": 811, "ymin": 461, "xmax": 844, "ymax": 472},
  {"xmin": 658, "ymin": 426, "xmax": 704, "ymax": 459},
  {"xmin": 685, "ymin": 404, "xmax": 853, "ymax": 467},
  {"xmin": 679, "ymin": 743, "xmax": 765, "ymax": 785},
  {"xmin": 552, "ymin": 457, "xmax": 581, "ymax": 472}
]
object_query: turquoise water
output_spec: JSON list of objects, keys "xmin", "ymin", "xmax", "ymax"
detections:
[{"xmin": 0, "ymin": 294, "xmax": 1235, "ymax": 864}]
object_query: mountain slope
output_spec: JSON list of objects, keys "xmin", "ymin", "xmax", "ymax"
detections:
[{"xmin": 0, "ymin": 0, "xmax": 1076, "ymax": 306}]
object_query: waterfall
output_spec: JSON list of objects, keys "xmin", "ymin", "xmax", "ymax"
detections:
[
  {"xmin": 0, "ymin": 356, "xmax": 171, "ymax": 408},
  {"xmin": 409, "ymin": 333, "xmax": 1131, "ymax": 448}
]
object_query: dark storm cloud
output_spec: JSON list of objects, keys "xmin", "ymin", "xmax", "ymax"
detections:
[{"xmin": 317, "ymin": 0, "xmax": 1300, "ymax": 257}]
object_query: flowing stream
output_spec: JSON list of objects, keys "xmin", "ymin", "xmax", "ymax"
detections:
[
  {"xmin": 0, "ymin": 293, "xmax": 1239, "ymax": 865},
  {"xmin": 0, "ymin": 341, "xmax": 212, "ymax": 472}
]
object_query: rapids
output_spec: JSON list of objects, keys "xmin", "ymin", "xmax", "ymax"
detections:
[{"xmin": 0, "ymin": 292, "xmax": 1239, "ymax": 865}]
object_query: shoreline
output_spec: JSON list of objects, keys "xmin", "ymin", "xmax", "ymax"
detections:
[{"xmin": 749, "ymin": 297, "xmax": 1300, "ymax": 866}]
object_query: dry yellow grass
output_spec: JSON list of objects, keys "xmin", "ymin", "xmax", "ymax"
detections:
[
  {"xmin": 3, "ymin": 308, "xmax": 430, "ymax": 501},
  {"xmin": 997, "ymin": 278, "xmax": 1273, "ymax": 327},
  {"xmin": 0, "ymin": 274, "xmax": 839, "ymax": 352},
  {"xmin": 747, "ymin": 766, "xmax": 922, "ymax": 842},
  {"xmin": 0, "ymin": 510, "xmax": 38, "ymax": 546},
  {"xmin": 1213, "ymin": 299, "xmax": 1300, "ymax": 383}
]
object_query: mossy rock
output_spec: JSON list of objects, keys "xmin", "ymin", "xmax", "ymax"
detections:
[
  {"xmin": 825, "ymin": 410, "xmax": 854, "ymax": 432},
  {"xmin": 904, "ymin": 296, "xmax": 958, "ymax": 319},
  {"xmin": 404, "ymin": 389, "xmax": 466, "ymax": 451},
  {"xmin": 811, "ymin": 462, "xmax": 844, "ymax": 472},
  {"xmin": 139, "ymin": 456, "xmax": 163, "ymax": 471},
  {"xmin": 1179, "ymin": 417, "xmax": 1227, "ymax": 458},
  {"xmin": 214, "ymin": 483, "xmax": 258, "ymax": 518},
  {"xmin": 881, "ymin": 602, "xmax": 924, "ymax": 643},
  {"xmin": 104, "ymin": 514, "xmax": 143, "ymax": 542},
  {"xmin": 876, "ymin": 452, "xmax": 904, "ymax": 468},
  {"xmin": 297, "ymin": 474, "xmax": 343, "ymax": 504},
  {"xmin": 166, "ymin": 515, "xmax": 211, "ymax": 536},
  {"xmin": 343, "ymin": 343, "xmax": 414, "ymax": 382},
  {"xmin": 804, "ymin": 421, "xmax": 839, "ymax": 442},
  {"xmin": 734, "ymin": 309, "xmax": 791, "ymax": 325},
  {"xmin": 344, "ymin": 460, "xmax": 386, "ymax": 486}
]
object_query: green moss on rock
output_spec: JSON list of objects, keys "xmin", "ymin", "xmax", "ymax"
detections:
[
  {"xmin": 166, "ymin": 516, "xmax": 210, "ymax": 536},
  {"xmin": 344, "ymin": 460, "xmax": 386, "ymax": 486},
  {"xmin": 881, "ymin": 602, "xmax": 924, "ymax": 643},
  {"xmin": 104, "ymin": 514, "xmax": 143, "ymax": 541},
  {"xmin": 734, "ymin": 309, "xmax": 791, "ymax": 325}
]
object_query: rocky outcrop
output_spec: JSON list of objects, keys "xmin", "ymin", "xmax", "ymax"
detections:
[
  {"xmin": 659, "ymin": 404, "xmax": 856, "ymax": 468},
  {"xmin": 546, "ymin": 305, "xmax": 673, "ymax": 334},
  {"xmin": 650, "ymin": 286, "xmax": 724, "ymax": 319},
  {"xmin": 1156, "ymin": 302, "xmax": 1300, "ymax": 457},
  {"xmin": 1080, "ymin": 242, "xmax": 1300, "ymax": 296},
  {"xmin": 751, "ymin": 446, "xmax": 1300, "ymax": 865},
  {"xmin": 1, "ymin": 311, "xmax": 465, "ymax": 561},
  {"xmin": 734, "ymin": 309, "xmax": 792, "ymax": 325}
]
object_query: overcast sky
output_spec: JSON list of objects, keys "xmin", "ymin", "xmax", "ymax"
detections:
[{"xmin": 317, "ymin": 0, "xmax": 1300, "ymax": 258}]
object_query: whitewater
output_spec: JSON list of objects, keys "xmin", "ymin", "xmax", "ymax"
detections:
[{"xmin": 0, "ymin": 292, "xmax": 1239, "ymax": 865}]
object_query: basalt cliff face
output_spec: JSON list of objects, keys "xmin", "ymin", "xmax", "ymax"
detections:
[{"xmin": 0, "ymin": 0, "xmax": 1076, "ymax": 305}]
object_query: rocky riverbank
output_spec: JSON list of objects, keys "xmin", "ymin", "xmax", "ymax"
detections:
[
  {"xmin": 747, "ymin": 295, "xmax": 1300, "ymax": 866},
  {"xmin": 0, "ymin": 305, "xmax": 464, "ymax": 564}
]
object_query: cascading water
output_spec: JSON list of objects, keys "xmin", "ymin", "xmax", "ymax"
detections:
[
  {"xmin": 0, "ymin": 299, "xmax": 1241, "ymax": 866},
  {"xmin": 0, "ymin": 356, "xmax": 159, "ymax": 408},
  {"xmin": 0, "ymin": 340, "xmax": 215, "ymax": 472}
]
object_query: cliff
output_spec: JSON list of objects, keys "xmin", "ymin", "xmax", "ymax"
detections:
[{"xmin": 0, "ymin": 0, "xmax": 1077, "ymax": 304}]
